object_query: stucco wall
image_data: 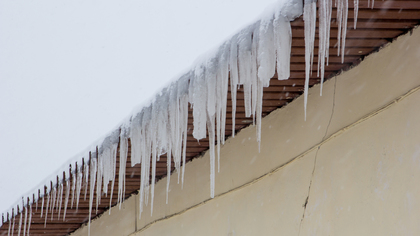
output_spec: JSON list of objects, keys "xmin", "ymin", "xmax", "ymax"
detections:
[{"xmin": 71, "ymin": 26, "xmax": 420, "ymax": 236}]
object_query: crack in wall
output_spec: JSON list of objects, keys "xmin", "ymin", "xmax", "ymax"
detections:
[{"xmin": 298, "ymin": 76, "xmax": 337, "ymax": 236}]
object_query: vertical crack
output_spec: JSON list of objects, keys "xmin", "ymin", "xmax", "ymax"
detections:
[{"xmin": 298, "ymin": 77, "xmax": 337, "ymax": 235}]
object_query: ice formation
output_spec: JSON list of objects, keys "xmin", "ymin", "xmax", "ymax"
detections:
[
  {"xmin": 22, "ymin": 206, "xmax": 27, "ymax": 236},
  {"xmin": 12, "ymin": 216, "xmax": 15, "ymax": 236},
  {"xmin": 76, "ymin": 164, "xmax": 83, "ymax": 210},
  {"xmin": 63, "ymin": 179, "xmax": 70, "ymax": 220},
  {"xmin": 17, "ymin": 209, "xmax": 21, "ymax": 236},
  {"xmin": 2, "ymin": 0, "xmax": 362, "ymax": 235},
  {"xmin": 27, "ymin": 206, "xmax": 32, "ymax": 236}
]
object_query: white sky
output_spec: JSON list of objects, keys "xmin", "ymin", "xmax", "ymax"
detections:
[{"xmin": 0, "ymin": 0, "xmax": 281, "ymax": 215}]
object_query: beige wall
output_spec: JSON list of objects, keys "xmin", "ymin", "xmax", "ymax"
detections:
[{"xmin": 71, "ymin": 26, "xmax": 420, "ymax": 236}]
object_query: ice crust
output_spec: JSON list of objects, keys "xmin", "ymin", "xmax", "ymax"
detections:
[{"xmin": 2, "ymin": 0, "xmax": 362, "ymax": 235}]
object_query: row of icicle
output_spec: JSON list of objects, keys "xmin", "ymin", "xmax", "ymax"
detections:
[
  {"xmin": 303, "ymin": 0, "xmax": 369, "ymax": 119},
  {"xmin": 2, "ymin": 0, "xmax": 362, "ymax": 235}
]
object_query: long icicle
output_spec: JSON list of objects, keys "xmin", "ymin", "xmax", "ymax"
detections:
[
  {"xmin": 22, "ymin": 206, "xmax": 27, "ymax": 236},
  {"xmin": 8, "ymin": 214, "xmax": 11, "ymax": 236},
  {"xmin": 27, "ymin": 205, "xmax": 32, "ymax": 236},
  {"xmin": 303, "ymin": 0, "xmax": 317, "ymax": 120},
  {"xmin": 17, "ymin": 207, "xmax": 22, "ymax": 236},
  {"xmin": 63, "ymin": 179, "xmax": 70, "ymax": 221},
  {"xmin": 44, "ymin": 190, "xmax": 50, "ymax": 228},
  {"xmin": 12, "ymin": 215, "xmax": 15, "ymax": 236},
  {"xmin": 118, "ymin": 129, "xmax": 128, "ymax": 208},
  {"xmin": 88, "ymin": 153, "xmax": 97, "ymax": 236},
  {"xmin": 40, "ymin": 193, "xmax": 44, "ymax": 218},
  {"xmin": 71, "ymin": 165, "xmax": 76, "ymax": 209},
  {"xmin": 57, "ymin": 183, "xmax": 63, "ymax": 220},
  {"xmin": 317, "ymin": 0, "xmax": 332, "ymax": 95},
  {"xmin": 109, "ymin": 142, "xmax": 118, "ymax": 214}
]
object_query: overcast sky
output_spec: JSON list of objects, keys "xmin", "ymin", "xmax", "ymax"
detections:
[{"xmin": 0, "ymin": 0, "xmax": 282, "ymax": 215}]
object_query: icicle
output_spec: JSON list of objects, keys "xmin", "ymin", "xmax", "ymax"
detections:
[
  {"xmin": 205, "ymin": 54, "xmax": 219, "ymax": 196},
  {"xmin": 178, "ymin": 76, "xmax": 189, "ymax": 187},
  {"xmin": 17, "ymin": 208, "xmax": 22, "ymax": 236},
  {"xmin": 257, "ymin": 14, "xmax": 276, "ymax": 87},
  {"xmin": 88, "ymin": 154, "xmax": 97, "ymax": 236},
  {"xmin": 109, "ymin": 142, "xmax": 118, "ymax": 214},
  {"xmin": 130, "ymin": 113, "xmax": 142, "ymax": 167},
  {"xmin": 12, "ymin": 215, "xmax": 15, "ymax": 236},
  {"xmin": 96, "ymin": 154, "xmax": 103, "ymax": 214},
  {"xmin": 191, "ymin": 65, "xmax": 208, "ymax": 140},
  {"xmin": 50, "ymin": 187, "xmax": 56, "ymax": 220},
  {"xmin": 63, "ymin": 179, "xmax": 70, "ymax": 220},
  {"xmin": 174, "ymin": 98, "xmax": 181, "ymax": 183},
  {"xmin": 336, "ymin": 0, "xmax": 348, "ymax": 63},
  {"xmin": 44, "ymin": 191, "xmax": 50, "ymax": 228},
  {"xmin": 214, "ymin": 44, "xmax": 229, "ymax": 171},
  {"xmin": 255, "ymin": 14, "xmax": 273, "ymax": 149},
  {"xmin": 354, "ymin": 0, "xmax": 359, "ymax": 29},
  {"xmin": 83, "ymin": 159, "xmax": 89, "ymax": 201},
  {"xmin": 8, "ymin": 215, "xmax": 11, "ymax": 236},
  {"xmin": 317, "ymin": 0, "xmax": 332, "ymax": 95},
  {"xmin": 274, "ymin": 14, "xmax": 291, "ymax": 81},
  {"xmin": 139, "ymin": 107, "xmax": 152, "ymax": 218},
  {"xmin": 219, "ymin": 44, "xmax": 229, "ymax": 148},
  {"xmin": 303, "ymin": 0, "xmax": 316, "ymax": 120},
  {"xmin": 181, "ymin": 96, "xmax": 188, "ymax": 185},
  {"xmin": 216, "ymin": 67, "xmax": 222, "ymax": 173},
  {"xmin": 337, "ymin": 0, "xmax": 343, "ymax": 57},
  {"xmin": 251, "ymin": 24, "xmax": 259, "ymax": 125},
  {"xmin": 22, "ymin": 207, "xmax": 27, "ymax": 236},
  {"xmin": 237, "ymin": 29, "xmax": 253, "ymax": 118},
  {"xmin": 150, "ymin": 129, "xmax": 158, "ymax": 214},
  {"xmin": 57, "ymin": 183, "xmax": 63, "ymax": 220},
  {"xmin": 166, "ymin": 145, "xmax": 171, "ymax": 204},
  {"xmin": 118, "ymin": 127, "xmax": 128, "ymax": 209},
  {"xmin": 27, "ymin": 205, "xmax": 32, "ymax": 236},
  {"xmin": 229, "ymin": 36, "xmax": 239, "ymax": 137},
  {"xmin": 103, "ymin": 151, "xmax": 111, "ymax": 197},
  {"xmin": 99, "ymin": 151, "xmax": 105, "ymax": 207},
  {"xmin": 206, "ymin": 60, "xmax": 217, "ymax": 119},
  {"xmin": 207, "ymin": 114, "xmax": 216, "ymax": 198},
  {"xmin": 169, "ymin": 83, "xmax": 181, "ymax": 186},
  {"xmin": 76, "ymin": 165, "xmax": 82, "ymax": 210},
  {"xmin": 71, "ymin": 167, "xmax": 76, "ymax": 208},
  {"xmin": 256, "ymin": 79, "xmax": 264, "ymax": 152},
  {"xmin": 36, "ymin": 192, "xmax": 38, "ymax": 211},
  {"xmin": 150, "ymin": 93, "xmax": 170, "ymax": 215},
  {"xmin": 167, "ymin": 86, "xmax": 176, "ymax": 203},
  {"xmin": 40, "ymin": 194, "xmax": 44, "ymax": 218},
  {"xmin": 341, "ymin": 0, "xmax": 348, "ymax": 63}
]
